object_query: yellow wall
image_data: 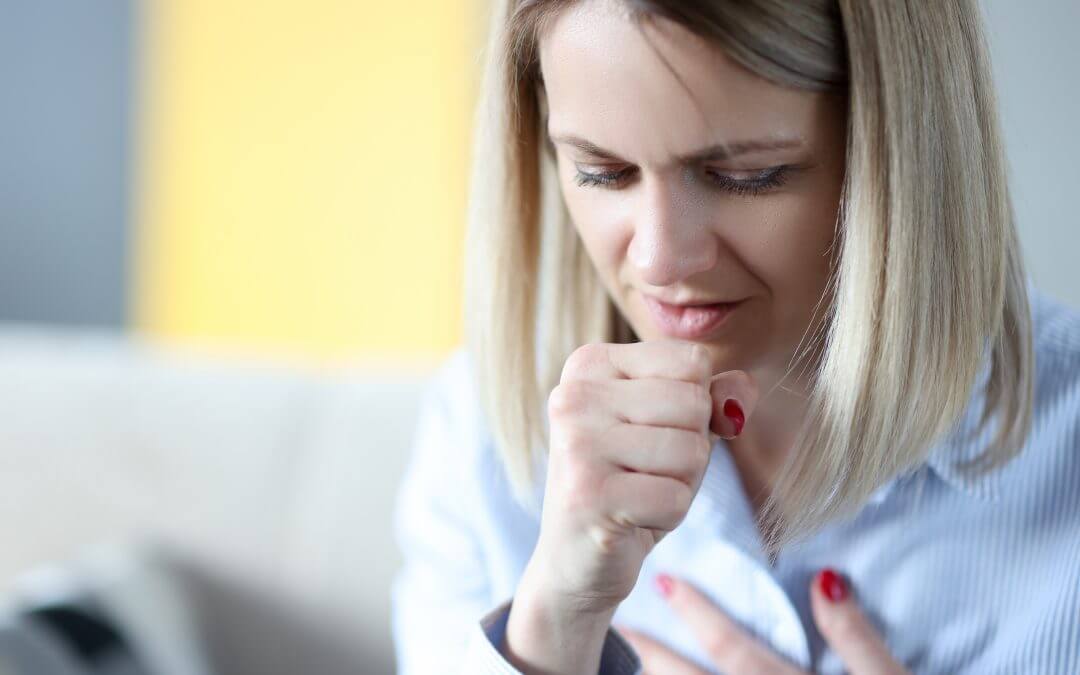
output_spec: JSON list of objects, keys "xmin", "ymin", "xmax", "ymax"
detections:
[{"xmin": 134, "ymin": 1, "xmax": 481, "ymax": 362}]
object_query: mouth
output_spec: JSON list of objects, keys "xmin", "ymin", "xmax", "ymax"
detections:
[{"xmin": 642, "ymin": 294, "xmax": 743, "ymax": 340}]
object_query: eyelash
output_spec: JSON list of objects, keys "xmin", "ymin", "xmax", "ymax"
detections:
[{"xmin": 573, "ymin": 165, "xmax": 792, "ymax": 196}]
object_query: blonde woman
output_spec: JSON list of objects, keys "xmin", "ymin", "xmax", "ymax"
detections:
[{"xmin": 391, "ymin": 0, "xmax": 1080, "ymax": 673}]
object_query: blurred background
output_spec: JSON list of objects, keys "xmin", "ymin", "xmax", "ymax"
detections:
[{"xmin": 0, "ymin": 1, "xmax": 1076, "ymax": 674}]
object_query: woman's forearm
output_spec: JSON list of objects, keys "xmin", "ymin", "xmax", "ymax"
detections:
[{"xmin": 500, "ymin": 567, "xmax": 617, "ymax": 675}]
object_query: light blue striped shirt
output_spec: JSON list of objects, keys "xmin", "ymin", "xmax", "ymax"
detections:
[{"xmin": 391, "ymin": 281, "xmax": 1080, "ymax": 674}]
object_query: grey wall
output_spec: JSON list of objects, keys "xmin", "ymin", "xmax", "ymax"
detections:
[
  {"xmin": 983, "ymin": 0, "xmax": 1080, "ymax": 308},
  {"xmin": 0, "ymin": 0, "xmax": 134, "ymax": 327}
]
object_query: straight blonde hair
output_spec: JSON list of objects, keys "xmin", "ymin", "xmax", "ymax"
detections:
[{"xmin": 463, "ymin": 0, "xmax": 1034, "ymax": 553}]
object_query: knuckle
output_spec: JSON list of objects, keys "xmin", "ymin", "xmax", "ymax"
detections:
[
  {"xmin": 587, "ymin": 522, "xmax": 626, "ymax": 553},
  {"xmin": 695, "ymin": 433, "xmax": 713, "ymax": 467},
  {"xmin": 688, "ymin": 343, "xmax": 712, "ymax": 377},
  {"xmin": 691, "ymin": 384, "xmax": 713, "ymax": 422},
  {"xmin": 563, "ymin": 343, "xmax": 606, "ymax": 381},
  {"xmin": 548, "ymin": 381, "xmax": 588, "ymax": 418},
  {"xmin": 547, "ymin": 387, "xmax": 568, "ymax": 418},
  {"xmin": 673, "ymin": 429, "xmax": 710, "ymax": 477}
]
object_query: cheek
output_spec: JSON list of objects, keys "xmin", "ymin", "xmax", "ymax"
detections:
[
  {"xmin": 732, "ymin": 192, "xmax": 838, "ymax": 303},
  {"xmin": 559, "ymin": 182, "xmax": 631, "ymax": 275}
]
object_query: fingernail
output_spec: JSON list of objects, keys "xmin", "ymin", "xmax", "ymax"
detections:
[
  {"xmin": 723, "ymin": 399, "xmax": 744, "ymax": 437},
  {"xmin": 654, "ymin": 573, "xmax": 674, "ymax": 598},
  {"xmin": 818, "ymin": 568, "xmax": 848, "ymax": 603}
]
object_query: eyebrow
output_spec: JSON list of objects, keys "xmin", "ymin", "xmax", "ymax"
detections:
[{"xmin": 548, "ymin": 133, "xmax": 803, "ymax": 163}]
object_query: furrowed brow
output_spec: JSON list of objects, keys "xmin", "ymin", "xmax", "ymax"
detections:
[{"xmin": 548, "ymin": 133, "xmax": 803, "ymax": 163}]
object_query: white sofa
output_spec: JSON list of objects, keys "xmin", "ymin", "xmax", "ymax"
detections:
[{"xmin": 0, "ymin": 323, "xmax": 439, "ymax": 675}]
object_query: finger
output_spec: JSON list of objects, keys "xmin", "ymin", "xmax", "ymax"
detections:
[
  {"xmin": 600, "ymin": 423, "xmax": 712, "ymax": 488},
  {"xmin": 658, "ymin": 574, "xmax": 804, "ymax": 675},
  {"xmin": 612, "ymin": 624, "xmax": 708, "ymax": 675},
  {"xmin": 552, "ymin": 377, "xmax": 712, "ymax": 434},
  {"xmin": 601, "ymin": 377, "xmax": 714, "ymax": 432},
  {"xmin": 709, "ymin": 369, "xmax": 759, "ymax": 438},
  {"xmin": 602, "ymin": 472, "xmax": 694, "ymax": 531},
  {"xmin": 561, "ymin": 340, "xmax": 712, "ymax": 385},
  {"xmin": 809, "ymin": 568, "xmax": 909, "ymax": 675}
]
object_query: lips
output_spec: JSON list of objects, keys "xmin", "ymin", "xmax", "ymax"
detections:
[
  {"xmin": 653, "ymin": 297, "xmax": 740, "ymax": 307},
  {"xmin": 643, "ymin": 294, "xmax": 742, "ymax": 340}
]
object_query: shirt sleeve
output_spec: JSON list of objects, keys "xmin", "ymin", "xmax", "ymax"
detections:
[
  {"xmin": 465, "ymin": 598, "xmax": 643, "ymax": 675},
  {"xmin": 390, "ymin": 352, "xmax": 642, "ymax": 674}
]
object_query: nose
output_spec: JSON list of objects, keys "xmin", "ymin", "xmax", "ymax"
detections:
[{"xmin": 627, "ymin": 179, "xmax": 718, "ymax": 287}]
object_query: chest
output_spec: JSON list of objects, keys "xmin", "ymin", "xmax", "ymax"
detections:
[{"xmin": 609, "ymin": 491, "xmax": 1075, "ymax": 674}]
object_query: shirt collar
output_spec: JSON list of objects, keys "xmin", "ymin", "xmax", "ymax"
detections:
[
  {"xmin": 693, "ymin": 394, "xmax": 1005, "ymax": 567},
  {"xmin": 920, "ymin": 409, "xmax": 1005, "ymax": 502},
  {"xmin": 870, "ymin": 350, "xmax": 1004, "ymax": 505},
  {"xmin": 866, "ymin": 438, "xmax": 1003, "ymax": 506},
  {"xmin": 690, "ymin": 438, "xmax": 772, "ymax": 567}
]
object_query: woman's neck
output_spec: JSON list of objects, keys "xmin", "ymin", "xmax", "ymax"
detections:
[{"xmin": 724, "ymin": 370, "xmax": 812, "ymax": 521}]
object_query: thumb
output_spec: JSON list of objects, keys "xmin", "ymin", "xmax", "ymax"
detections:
[
  {"xmin": 708, "ymin": 369, "xmax": 758, "ymax": 439},
  {"xmin": 810, "ymin": 568, "xmax": 908, "ymax": 675}
]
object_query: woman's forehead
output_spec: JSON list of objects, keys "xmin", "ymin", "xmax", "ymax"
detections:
[{"xmin": 538, "ymin": 1, "xmax": 831, "ymax": 167}]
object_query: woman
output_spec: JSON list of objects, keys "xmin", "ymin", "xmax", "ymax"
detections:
[{"xmin": 392, "ymin": 0, "xmax": 1080, "ymax": 672}]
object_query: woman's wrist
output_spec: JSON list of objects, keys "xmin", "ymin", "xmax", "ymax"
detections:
[{"xmin": 500, "ymin": 564, "xmax": 618, "ymax": 675}]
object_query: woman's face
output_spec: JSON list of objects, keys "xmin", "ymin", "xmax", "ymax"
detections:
[{"xmin": 539, "ymin": 0, "xmax": 847, "ymax": 381}]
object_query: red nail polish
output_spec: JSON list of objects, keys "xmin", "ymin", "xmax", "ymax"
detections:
[
  {"xmin": 654, "ymin": 573, "xmax": 674, "ymax": 598},
  {"xmin": 723, "ymin": 399, "xmax": 744, "ymax": 437},
  {"xmin": 818, "ymin": 568, "xmax": 848, "ymax": 603}
]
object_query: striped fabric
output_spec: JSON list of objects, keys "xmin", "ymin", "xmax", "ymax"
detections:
[{"xmin": 390, "ymin": 278, "xmax": 1080, "ymax": 674}]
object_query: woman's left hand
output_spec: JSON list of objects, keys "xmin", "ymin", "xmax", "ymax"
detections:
[{"xmin": 614, "ymin": 569, "xmax": 911, "ymax": 675}]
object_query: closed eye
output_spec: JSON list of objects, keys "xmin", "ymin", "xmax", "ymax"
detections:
[{"xmin": 573, "ymin": 165, "xmax": 793, "ymax": 196}]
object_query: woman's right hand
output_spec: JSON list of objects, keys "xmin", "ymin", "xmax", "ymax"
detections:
[{"xmin": 502, "ymin": 340, "xmax": 758, "ymax": 674}]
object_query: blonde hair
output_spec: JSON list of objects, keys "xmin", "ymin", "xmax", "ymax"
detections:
[{"xmin": 463, "ymin": 0, "xmax": 1034, "ymax": 552}]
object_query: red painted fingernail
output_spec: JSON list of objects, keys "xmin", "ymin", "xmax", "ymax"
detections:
[
  {"xmin": 723, "ymin": 399, "xmax": 744, "ymax": 437},
  {"xmin": 654, "ymin": 573, "xmax": 674, "ymax": 598},
  {"xmin": 818, "ymin": 568, "xmax": 848, "ymax": 603}
]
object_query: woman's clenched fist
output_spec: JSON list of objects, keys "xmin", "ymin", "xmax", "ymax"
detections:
[
  {"xmin": 502, "ymin": 340, "xmax": 758, "ymax": 674},
  {"xmin": 530, "ymin": 340, "xmax": 757, "ymax": 614}
]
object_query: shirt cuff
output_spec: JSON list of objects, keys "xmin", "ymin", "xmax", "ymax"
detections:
[{"xmin": 462, "ymin": 597, "xmax": 642, "ymax": 674}]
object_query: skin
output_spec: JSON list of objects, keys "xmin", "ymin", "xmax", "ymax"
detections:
[
  {"xmin": 499, "ymin": 2, "xmax": 905, "ymax": 673},
  {"xmin": 615, "ymin": 571, "xmax": 909, "ymax": 674},
  {"xmin": 541, "ymin": 0, "xmax": 847, "ymax": 515}
]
